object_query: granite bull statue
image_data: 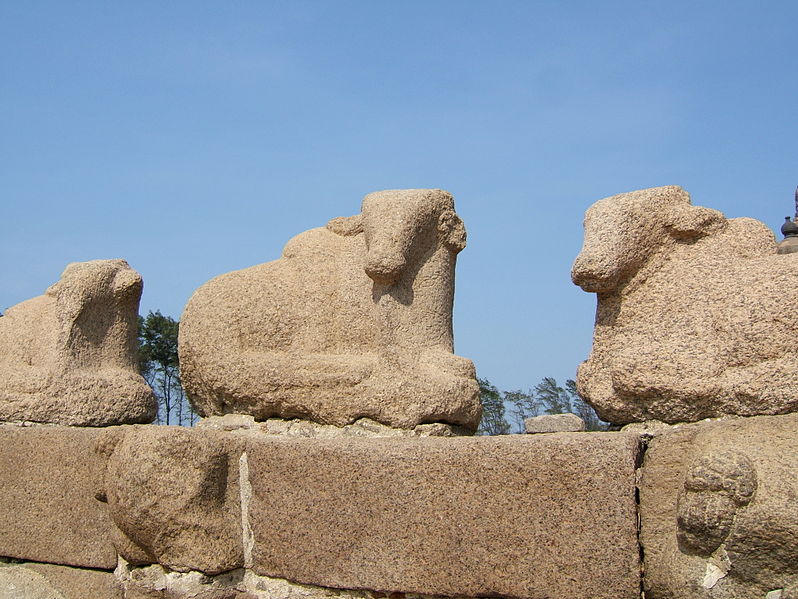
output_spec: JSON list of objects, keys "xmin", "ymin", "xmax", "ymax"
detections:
[
  {"xmin": 179, "ymin": 189, "xmax": 481, "ymax": 431},
  {"xmin": 572, "ymin": 185, "xmax": 798, "ymax": 424},
  {"xmin": 0, "ymin": 259, "xmax": 156, "ymax": 425}
]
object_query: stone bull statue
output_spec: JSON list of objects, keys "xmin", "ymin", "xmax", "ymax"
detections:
[
  {"xmin": 572, "ymin": 185, "xmax": 798, "ymax": 425},
  {"xmin": 179, "ymin": 189, "xmax": 481, "ymax": 431},
  {"xmin": 0, "ymin": 259, "xmax": 156, "ymax": 425}
]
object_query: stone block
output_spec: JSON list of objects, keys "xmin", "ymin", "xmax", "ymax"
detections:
[
  {"xmin": 639, "ymin": 414, "xmax": 798, "ymax": 599},
  {"xmin": 247, "ymin": 433, "xmax": 642, "ymax": 599},
  {"xmin": 96, "ymin": 425, "xmax": 246, "ymax": 574},
  {"xmin": 524, "ymin": 412, "xmax": 585, "ymax": 433},
  {"xmin": 0, "ymin": 424, "xmax": 117, "ymax": 568},
  {"xmin": 0, "ymin": 561, "xmax": 122, "ymax": 599}
]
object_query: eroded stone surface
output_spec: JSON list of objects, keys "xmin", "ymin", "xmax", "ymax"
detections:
[
  {"xmin": 96, "ymin": 426, "xmax": 245, "ymax": 574},
  {"xmin": 248, "ymin": 433, "xmax": 642, "ymax": 599},
  {"xmin": 639, "ymin": 413, "xmax": 798, "ymax": 598},
  {"xmin": 116, "ymin": 562, "xmax": 473, "ymax": 599},
  {"xmin": 0, "ymin": 259, "xmax": 156, "ymax": 426},
  {"xmin": 572, "ymin": 185, "xmax": 798, "ymax": 425},
  {"xmin": 524, "ymin": 412, "xmax": 585, "ymax": 433},
  {"xmin": 0, "ymin": 561, "xmax": 122, "ymax": 599},
  {"xmin": 0, "ymin": 424, "xmax": 117, "ymax": 568},
  {"xmin": 179, "ymin": 189, "xmax": 480, "ymax": 432},
  {"xmin": 198, "ymin": 415, "xmax": 467, "ymax": 437}
]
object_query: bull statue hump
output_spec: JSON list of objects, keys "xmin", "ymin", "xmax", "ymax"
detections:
[
  {"xmin": 571, "ymin": 185, "xmax": 798, "ymax": 425},
  {"xmin": 0, "ymin": 259, "xmax": 157, "ymax": 426},
  {"xmin": 179, "ymin": 189, "xmax": 481, "ymax": 432}
]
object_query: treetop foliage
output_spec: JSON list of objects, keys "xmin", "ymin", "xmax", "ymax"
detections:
[
  {"xmin": 138, "ymin": 310, "xmax": 196, "ymax": 426},
  {"xmin": 477, "ymin": 376, "xmax": 607, "ymax": 435}
]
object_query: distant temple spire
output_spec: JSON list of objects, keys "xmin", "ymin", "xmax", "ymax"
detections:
[{"xmin": 776, "ymin": 186, "xmax": 798, "ymax": 254}]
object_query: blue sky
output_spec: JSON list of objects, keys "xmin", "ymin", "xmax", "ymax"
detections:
[{"xmin": 2, "ymin": 1, "xmax": 797, "ymax": 393}]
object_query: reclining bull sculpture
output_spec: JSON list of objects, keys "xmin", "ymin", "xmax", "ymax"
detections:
[
  {"xmin": 179, "ymin": 189, "xmax": 481, "ymax": 431},
  {"xmin": 572, "ymin": 185, "xmax": 798, "ymax": 424},
  {"xmin": 0, "ymin": 259, "xmax": 156, "ymax": 425}
]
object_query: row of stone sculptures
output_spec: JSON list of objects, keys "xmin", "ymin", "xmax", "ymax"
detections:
[
  {"xmin": 0, "ymin": 189, "xmax": 481, "ymax": 431},
  {"xmin": 3, "ymin": 185, "xmax": 796, "ymax": 431},
  {"xmin": 3, "ymin": 185, "xmax": 798, "ymax": 598}
]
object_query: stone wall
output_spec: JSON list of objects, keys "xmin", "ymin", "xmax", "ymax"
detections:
[{"xmin": 0, "ymin": 423, "xmax": 642, "ymax": 599}]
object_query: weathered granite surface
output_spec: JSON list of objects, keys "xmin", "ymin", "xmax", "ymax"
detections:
[
  {"xmin": 0, "ymin": 561, "xmax": 122, "ymax": 599},
  {"xmin": 96, "ymin": 426, "xmax": 245, "ymax": 575},
  {"xmin": 0, "ymin": 424, "xmax": 117, "ymax": 568},
  {"xmin": 197, "ymin": 415, "xmax": 468, "ymax": 437},
  {"xmin": 524, "ymin": 412, "xmax": 585, "ymax": 433},
  {"xmin": 247, "ymin": 433, "xmax": 642, "ymax": 599},
  {"xmin": 572, "ymin": 185, "xmax": 798, "ymax": 424},
  {"xmin": 0, "ymin": 259, "xmax": 156, "ymax": 425},
  {"xmin": 639, "ymin": 413, "xmax": 798, "ymax": 599},
  {"xmin": 180, "ymin": 189, "xmax": 480, "ymax": 432}
]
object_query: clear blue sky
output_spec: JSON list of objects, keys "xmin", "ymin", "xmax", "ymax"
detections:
[{"xmin": 2, "ymin": 1, "xmax": 796, "ymax": 394}]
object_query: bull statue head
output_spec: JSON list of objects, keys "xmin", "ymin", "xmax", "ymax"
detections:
[
  {"xmin": 572, "ymin": 186, "xmax": 726, "ymax": 293},
  {"xmin": 46, "ymin": 259, "xmax": 144, "ymax": 372},
  {"xmin": 328, "ymin": 189, "xmax": 467, "ymax": 287}
]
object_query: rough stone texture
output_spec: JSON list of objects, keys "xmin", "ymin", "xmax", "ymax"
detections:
[
  {"xmin": 198, "ymin": 415, "xmax": 468, "ymax": 437},
  {"xmin": 248, "ymin": 433, "xmax": 642, "ymax": 599},
  {"xmin": 639, "ymin": 413, "xmax": 798, "ymax": 599},
  {"xmin": 116, "ymin": 563, "xmax": 464, "ymax": 599},
  {"xmin": 0, "ymin": 259, "xmax": 156, "ymax": 426},
  {"xmin": 117, "ymin": 563, "xmax": 255, "ymax": 598},
  {"xmin": 0, "ymin": 424, "xmax": 117, "ymax": 568},
  {"xmin": 0, "ymin": 561, "xmax": 122, "ymax": 599},
  {"xmin": 524, "ymin": 412, "xmax": 585, "ymax": 433},
  {"xmin": 96, "ymin": 426, "xmax": 246, "ymax": 575},
  {"xmin": 180, "ymin": 189, "xmax": 481, "ymax": 432},
  {"xmin": 572, "ymin": 185, "xmax": 798, "ymax": 425}
]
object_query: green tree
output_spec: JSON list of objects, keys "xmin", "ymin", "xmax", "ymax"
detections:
[
  {"xmin": 535, "ymin": 377, "xmax": 573, "ymax": 415},
  {"xmin": 476, "ymin": 377, "xmax": 510, "ymax": 435},
  {"xmin": 490, "ymin": 376, "xmax": 608, "ymax": 433},
  {"xmin": 138, "ymin": 310, "xmax": 196, "ymax": 426},
  {"xmin": 505, "ymin": 389, "xmax": 538, "ymax": 434}
]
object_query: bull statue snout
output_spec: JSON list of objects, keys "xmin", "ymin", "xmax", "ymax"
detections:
[
  {"xmin": 571, "ymin": 254, "xmax": 618, "ymax": 293},
  {"xmin": 365, "ymin": 253, "xmax": 407, "ymax": 286}
]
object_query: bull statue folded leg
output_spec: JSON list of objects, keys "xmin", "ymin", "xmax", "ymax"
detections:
[
  {"xmin": 0, "ymin": 259, "xmax": 157, "ymax": 425},
  {"xmin": 179, "ymin": 189, "xmax": 481, "ymax": 432},
  {"xmin": 572, "ymin": 185, "xmax": 798, "ymax": 425}
]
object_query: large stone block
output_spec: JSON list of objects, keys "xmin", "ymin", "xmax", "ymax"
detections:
[
  {"xmin": 247, "ymin": 433, "xmax": 642, "ymax": 599},
  {"xmin": 179, "ymin": 189, "xmax": 481, "ymax": 432},
  {"xmin": 96, "ymin": 425, "xmax": 246, "ymax": 575},
  {"xmin": 0, "ymin": 561, "xmax": 122, "ymax": 599},
  {"xmin": 639, "ymin": 414, "xmax": 798, "ymax": 599},
  {"xmin": 0, "ymin": 425, "xmax": 117, "ymax": 568},
  {"xmin": 572, "ymin": 185, "xmax": 798, "ymax": 425},
  {"xmin": 0, "ymin": 259, "xmax": 156, "ymax": 426}
]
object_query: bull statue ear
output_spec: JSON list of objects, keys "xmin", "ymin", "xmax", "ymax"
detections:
[
  {"xmin": 666, "ymin": 205, "xmax": 725, "ymax": 240},
  {"xmin": 438, "ymin": 209, "xmax": 467, "ymax": 252},
  {"xmin": 327, "ymin": 214, "xmax": 363, "ymax": 236}
]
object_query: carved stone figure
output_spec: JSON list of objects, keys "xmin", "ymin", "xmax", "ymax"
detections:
[
  {"xmin": 639, "ymin": 414, "xmax": 798, "ymax": 599},
  {"xmin": 0, "ymin": 260, "xmax": 156, "ymax": 426},
  {"xmin": 572, "ymin": 185, "xmax": 798, "ymax": 424},
  {"xmin": 179, "ymin": 189, "xmax": 481, "ymax": 431},
  {"xmin": 94, "ymin": 426, "xmax": 245, "ymax": 575}
]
